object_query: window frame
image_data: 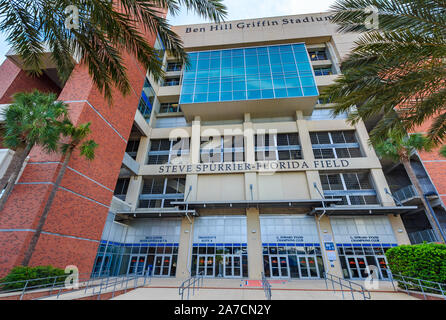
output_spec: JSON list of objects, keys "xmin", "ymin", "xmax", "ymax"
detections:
[
  {"xmin": 320, "ymin": 172, "xmax": 378, "ymax": 206},
  {"xmin": 255, "ymin": 133, "xmax": 302, "ymax": 161},
  {"xmin": 139, "ymin": 177, "xmax": 186, "ymax": 209},
  {"xmin": 147, "ymin": 138, "xmax": 190, "ymax": 165},
  {"xmin": 200, "ymin": 136, "xmax": 245, "ymax": 163},
  {"xmin": 311, "ymin": 131, "xmax": 362, "ymax": 159}
]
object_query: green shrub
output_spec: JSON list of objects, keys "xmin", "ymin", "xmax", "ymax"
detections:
[
  {"xmin": 0, "ymin": 266, "xmax": 67, "ymax": 291},
  {"xmin": 386, "ymin": 243, "xmax": 446, "ymax": 290}
]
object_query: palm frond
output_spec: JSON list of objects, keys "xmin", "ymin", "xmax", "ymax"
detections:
[{"xmin": 0, "ymin": 0, "xmax": 227, "ymax": 102}]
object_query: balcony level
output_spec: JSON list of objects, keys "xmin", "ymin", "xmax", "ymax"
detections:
[{"xmin": 178, "ymin": 43, "xmax": 319, "ymax": 121}]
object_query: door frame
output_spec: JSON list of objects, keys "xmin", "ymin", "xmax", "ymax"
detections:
[
  {"xmin": 374, "ymin": 255, "xmax": 390, "ymax": 280},
  {"xmin": 345, "ymin": 255, "xmax": 369, "ymax": 279},
  {"xmin": 298, "ymin": 255, "xmax": 320, "ymax": 279},
  {"xmin": 127, "ymin": 255, "xmax": 147, "ymax": 275},
  {"xmin": 197, "ymin": 254, "xmax": 216, "ymax": 277},
  {"xmin": 153, "ymin": 254, "xmax": 173, "ymax": 277},
  {"xmin": 223, "ymin": 255, "xmax": 243, "ymax": 278},
  {"xmin": 269, "ymin": 255, "xmax": 290, "ymax": 279}
]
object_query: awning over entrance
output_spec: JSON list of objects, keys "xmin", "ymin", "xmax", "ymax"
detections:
[
  {"xmin": 115, "ymin": 208, "xmax": 197, "ymax": 219},
  {"xmin": 309, "ymin": 205, "xmax": 418, "ymax": 216},
  {"xmin": 170, "ymin": 199, "xmax": 342, "ymax": 209}
]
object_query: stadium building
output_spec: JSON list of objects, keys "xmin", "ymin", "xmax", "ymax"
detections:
[{"xmin": 0, "ymin": 11, "xmax": 445, "ymax": 281}]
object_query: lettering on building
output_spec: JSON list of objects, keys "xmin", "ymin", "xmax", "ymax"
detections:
[
  {"xmin": 155, "ymin": 159, "xmax": 350, "ymax": 175},
  {"xmin": 184, "ymin": 15, "xmax": 334, "ymax": 33}
]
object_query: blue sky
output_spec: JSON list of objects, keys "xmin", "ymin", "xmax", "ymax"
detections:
[{"xmin": 0, "ymin": 0, "xmax": 335, "ymax": 64}]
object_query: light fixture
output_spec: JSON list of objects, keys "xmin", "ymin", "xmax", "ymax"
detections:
[{"xmin": 251, "ymin": 229, "xmax": 256, "ymax": 233}]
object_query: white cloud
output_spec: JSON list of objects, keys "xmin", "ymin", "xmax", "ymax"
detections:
[
  {"xmin": 168, "ymin": 0, "xmax": 336, "ymax": 25},
  {"xmin": 0, "ymin": 1, "xmax": 336, "ymax": 64}
]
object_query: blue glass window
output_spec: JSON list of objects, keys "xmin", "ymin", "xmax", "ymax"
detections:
[{"xmin": 180, "ymin": 43, "xmax": 318, "ymax": 104}]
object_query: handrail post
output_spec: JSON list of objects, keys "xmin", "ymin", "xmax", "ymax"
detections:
[
  {"xmin": 20, "ymin": 280, "xmax": 29, "ymax": 300},
  {"xmin": 438, "ymin": 283, "xmax": 445, "ymax": 300},
  {"xmin": 49, "ymin": 277, "xmax": 57, "ymax": 296},
  {"xmin": 418, "ymin": 279, "xmax": 426, "ymax": 300},
  {"xmin": 350, "ymin": 281, "xmax": 354, "ymax": 300}
]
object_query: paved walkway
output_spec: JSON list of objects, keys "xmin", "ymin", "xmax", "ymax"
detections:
[{"xmin": 112, "ymin": 278, "xmax": 418, "ymax": 300}]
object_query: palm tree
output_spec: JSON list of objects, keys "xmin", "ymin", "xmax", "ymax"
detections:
[
  {"xmin": 323, "ymin": 0, "xmax": 446, "ymax": 145},
  {"xmin": 374, "ymin": 132, "xmax": 446, "ymax": 243},
  {"xmin": 0, "ymin": 91, "xmax": 68, "ymax": 211},
  {"xmin": 0, "ymin": 0, "xmax": 227, "ymax": 102},
  {"xmin": 22, "ymin": 121, "xmax": 98, "ymax": 266},
  {"xmin": 441, "ymin": 145, "xmax": 446, "ymax": 158}
]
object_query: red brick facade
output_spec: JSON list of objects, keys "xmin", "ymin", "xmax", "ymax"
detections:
[
  {"xmin": 0, "ymin": 58, "xmax": 61, "ymax": 104},
  {"xmin": 0, "ymin": 15, "xmax": 162, "ymax": 276}
]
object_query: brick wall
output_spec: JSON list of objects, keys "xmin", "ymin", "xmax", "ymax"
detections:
[{"xmin": 0, "ymin": 8, "xmax": 166, "ymax": 277}]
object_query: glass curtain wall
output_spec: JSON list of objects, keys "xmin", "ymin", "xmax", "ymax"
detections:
[{"xmin": 180, "ymin": 43, "xmax": 318, "ymax": 104}]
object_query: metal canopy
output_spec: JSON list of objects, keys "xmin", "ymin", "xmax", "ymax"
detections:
[
  {"xmin": 115, "ymin": 208, "xmax": 198, "ymax": 218},
  {"xmin": 309, "ymin": 205, "xmax": 419, "ymax": 216},
  {"xmin": 170, "ymin": 198, "xmax": 342, "ymax": 209}
]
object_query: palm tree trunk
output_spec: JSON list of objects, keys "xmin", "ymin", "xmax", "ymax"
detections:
[
  {"xmin": 401, "ymin": 159, "xmax": 446, "ymax": 244},
  {"xmin": 22, "ymin": 146, "xmax": 74, "ymax": 266},
  {"xmin": 0, "ymin": 143, "xmax": 33, "ymax": 212}
]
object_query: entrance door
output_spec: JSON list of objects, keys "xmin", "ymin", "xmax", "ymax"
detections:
[
  {"xmin": 127, "ymin": 255, "xmax": 146, "ymax": 275},
  {"xmin": 346, "ymin": 256, "xmax": 369, "ymax": 279},
  {"xmin": 224, "ymin": 255, "xmax": 242, "ymax": 278},
  {"xmin": 197, "ymin": 255, "xmax": 215, "ymax": 277},
  {"xmin": 298, "ymin": 256, "xmax": 319, "ymax": 278},
  {"xmin": 153, "ymin": 255, "xmax": 172, "ymax": 277},
  {"xmin": 269, "ymin": 255, "xmax": 289, "ymax": 278},
  {"xmin": 375, "ymin": 255, "xmax": 390, "ymax": 280}
]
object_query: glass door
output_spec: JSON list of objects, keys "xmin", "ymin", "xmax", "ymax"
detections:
[
  {"xmin": 127, "ymin": 255, "xmax": 146, "ymax": 275},
  {"xmin": 269, "ymin": 255, "xmax": 289, "ymax": 278},
  {"xmin": 224, "ymin": 255, "xmax": 242, "ymax": 278},
  {"xmin": 346, "ymin": 256, "xmax": 369, "ymax": 279},
  {"xmin": 375, "ymin": 256, "xmax": 390, "ymax": 280},
  {"xmin": 153, "ymin": 255, "xmax": 172, "ymax": 277},
  {"xmin": 298, "ymin": 256, "xmax": 320, "ymax": 278},
  {"xmin": 197, "ymin": 255, "xmax": 215, "ymax": 277}
]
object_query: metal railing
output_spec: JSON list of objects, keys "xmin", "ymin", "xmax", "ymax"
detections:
[
  {"xmin": 324, "ymin": 272, "xmax": 371, "ymax": 300},
  {"xmin": 393, "ymin": 183, "xmax": 437, "ymax": 203},
  {"xmin": 0, "ymin": 271, "xmax": 151, "ymax": 300},
  {"xmin": 408, "ymin": 229, "xmax": 440, "ymax": 244},
  {"xmin": 387, "ymin": 271, "xmax": 446, "ymax": 300},
  {"xmin": 0, "ymin": 272, "xmax": 90, "ymax": 300},
  {"xmin": 261, "ymin": 272, "xmax": 272, "ymax": 300},
  {"xmin": 393, "ymin": 185, "xmax": 418, "ymax": 202},
  {"xmin": 178, "ymin": 272, "xmax": 204, "ymax": 300}
]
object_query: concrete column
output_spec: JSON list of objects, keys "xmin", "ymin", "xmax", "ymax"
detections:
[
  {"xmin": 296, "ymin": 112, "xmax": 314, "ymax": 162},
  {"xmin": 185, "ymin": 174, "xmax": 198, "ymax": 201},
  {"xmin": 125, "ymin": 176, "xmax": 144, "ymax": 210},
  {"xmin": 245, "ymin": 172, "xmax": 258, "ymax": 201},
  {"xmin": 135, "ymin": 136, "xmax": 149, "ymax": 165},
  {"xmin": 370, "ymin": 168, "xmax": 395, "ymax": 206},
  {"xmin": 191, "ymin": 116, "xmax": 201, "ymax": 164},
  {"xmin": 176, "ymin": 216, "xmax": 194, "ymax": 279},
  {"xmin": 388, "ymin": 215, "xmax": 411, "ymax": 245},
  {"xmin": 246, "ymin": 208, "xmax": 263, "ymax": 280},
  {"xmin": 316, "ymin": 215, "xmax": 344, "ymax": 278},
  {"xmin": 306, "ymin": 171, "xmax": 323, "ymax": 200},
  {"xmin": 355, "ymin": 120, "xmax": 377, "ymax": 158},
  {"xmin": 244, "ymin": 113, "xmax": 255, "ymax": 163}
]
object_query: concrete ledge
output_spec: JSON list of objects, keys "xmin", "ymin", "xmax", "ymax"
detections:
[{"xmin": 399, "ymin": 289, "xmax": 445, "ymax": 300}]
